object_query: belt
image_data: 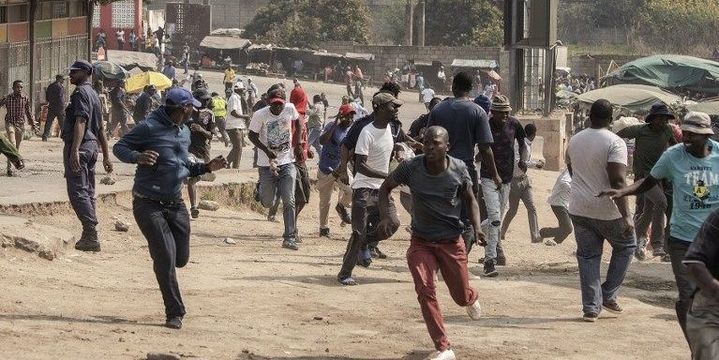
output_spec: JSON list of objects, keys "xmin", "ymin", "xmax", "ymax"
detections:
[{"xmin": 133, "ymin": 191, "xmax": 183, "ymax": 206}]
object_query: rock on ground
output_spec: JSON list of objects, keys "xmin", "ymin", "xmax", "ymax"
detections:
[
  {"xmin": 0, "ymin": 215, "xmax": 72, "ymax": 260},
  {"xmin": 198, "ymin": 200, "xmax": 220, "ymax": 211}
]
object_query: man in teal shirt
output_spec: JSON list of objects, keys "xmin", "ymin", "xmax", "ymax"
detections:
[{"xmin": 603, "ymin": 111, "xmax": 719, "ymax": 344}]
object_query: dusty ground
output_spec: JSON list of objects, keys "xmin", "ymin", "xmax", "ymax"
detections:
[{"xmin": 0, "ymin": 73, "xmax": 688, "ymax": 359}]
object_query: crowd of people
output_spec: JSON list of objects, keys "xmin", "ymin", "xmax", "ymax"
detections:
[{"xmin": 2, "ymin": 56, "xmax": 719, "ymax": 359}]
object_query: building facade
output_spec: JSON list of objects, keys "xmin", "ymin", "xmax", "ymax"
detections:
[
  {"xmin": 91, "ymin": 0, "xmax": 143, "ymax": 50},
  {"xmin": 0, "ymin": 0, "xmax": 90, "ymax": 110}
]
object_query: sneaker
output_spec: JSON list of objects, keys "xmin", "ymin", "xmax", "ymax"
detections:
[
  {"xmin": 357, "ymin": 249, "xmax": 372, "ymax": 268},
  {"xmin": 190, "ymin": 207, "xmax": 199, "ymax": 219},
  {"xmin": 295, "ymin": 234, "xmax": 302, "ymax": 243},
  {"xmin": 12, "ymin": 158, "xmax": 24, "ymax": 170},
  {"xmin": 545, "ymin": 239, "xmax": 558, "ymax": 246},
  {"xmin": 425, "ymin": 349, "xmax": 456, "ymax": 360},
  {"xmin": 370, "ymin": 246, "xmax": 387, "ymax": 259},
  {"xmin": 652, "ymin": 247, "xmax": 667, "ymax": 258},
  {"xmin": 602, "ymin": 301, "xmax": 623, "ymax": 314},
  {"xmin": 582, "ymin": 312, "xmax": 599, "ymax": 322},
  {"xmin": 335, "ymin": 204, "xmax": 351, "ymax": 225},
  {"xmin": 41, "ymin": 136, "xmax": 48, "ymax": 142},
  {"xmin": 338, "ymin": 276, "xmax": 358, "ymax": 286},
  {"xmin": 483, "ymin": 259, "xmax": 498, "ymax": 277},
  {"xmin": 466, "ymin": 299, "xmax": 481, "ymax": 320},
  {"xmin": 319, "ymin": 228, "xmax": 330, "ymax": 237},
  {"xmin": 164, "ymin": 316, "xmax": 183, "ymax": 329},
  {"xmin": 661, "ymin": 253, "xmax": 671, "ymax": 263},
  {"xmin": 496, "ymin": 256, "xmax": 507, "ymax": 266},
  {"xmin": 282, "ymin": 239, "xmax": 299, "ymax": 250},
  {"xmin": 267, "ymin": 214, "xmax": 276, "ymax": 222},
  {"xmin": 6, "ymin": 168, "xmax": 13, "ymax": 177}
]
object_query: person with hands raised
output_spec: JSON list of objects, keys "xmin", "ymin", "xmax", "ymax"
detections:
[
  {"xmin": 377, "ymin": 126, "xmax": 484, "ymax": 360},
  {"xmin": 113, "ymin": 87, "xmax": 227, "ymax": 330},
  {"xmin": 600, "ymin": 111, "xmax": 719, "ymax": 343}
]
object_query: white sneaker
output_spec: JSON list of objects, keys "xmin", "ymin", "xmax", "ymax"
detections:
[
  {"xmin": 466, "ymin": 299, "xmax": 481, "ymax": 320},
  {"xmin": 544, "ymin": 239, "xmax": 558, "ymax": 246},
  {"xmin": 425, "ymin": 349, "xmax": 456, "ymax": 360}
]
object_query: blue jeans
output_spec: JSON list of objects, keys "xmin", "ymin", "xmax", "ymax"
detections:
[
  {"xmin": 480, "ymin": 177, "xmax": 510, "ymax": 260},
  {"xmin": 570, "ymin": 214, "xmax": 636, "ymax": 314},
  {"xmin": 258, "ymin": 163, "xmax": 297, "ymax": 241},
  {"xmin": 307, "ymin": 126, "xmax": 323, "ymax": 157}
]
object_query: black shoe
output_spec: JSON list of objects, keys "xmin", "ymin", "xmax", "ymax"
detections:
[
  {"xmin": 582, "ymin": 312, "xmax": 599, "ymax": 322},
  {"xmin": 602, "ymin": 301, "xmax": 623, "ymax": 314},
  {"xmin": 11, "ymin": 158, "xmax": 24, "ymax": 170},
  {"xmin": 483, "ymin": 259, "xmax": 498, "ymax": 277},
  {"xmin": 41, "ymin": 136, "xmax": 48, "ymax": 142},
  {"xmin": 295, "ymin": 234, "xmax": 302, "ymax": 243},
  {"xmin": 282, "ymin": 239, "xmax": 299, "ymax": 250},
  {"xmin": 190, "ymin": 207, "xmax": 199, "ymax": 219},
  {"xmin": 635, "ymin": 238, "xmax": 647, "ymax": 260},
  {"xmin": 652, "ymin": 247, "xmax": 667, "ymax": 258},
  {"xmin": 75, "ymin": 229, "xmax": 100, "ymax": 252},
  {"xmin": 165, "ymin": 316, "xmax": 183, "ymax": 329},
  {"xmin": 335, "ymin": 204, "xmax": 351, "ymax": 225},
  {"xmin": 320, "ymin": 228, "xmax": 330, "ymax": 237}
]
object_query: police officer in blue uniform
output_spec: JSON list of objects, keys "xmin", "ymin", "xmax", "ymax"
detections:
[
  {"xmin": 113, "ymin": 87, "xmax": 227, "ymax": 329},
  {"xmin": 63, "ymin": 60, "xmax": 113, "ymax": 252}
]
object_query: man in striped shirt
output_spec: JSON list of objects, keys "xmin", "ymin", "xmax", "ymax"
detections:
[{"xmin": 0, "ymin": 80, "xmax": 36, "ymax": 176}]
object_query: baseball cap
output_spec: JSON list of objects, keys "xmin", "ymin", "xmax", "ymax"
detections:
[
  {"xmin": 372, "ymin": 92, "xmax": 403, "ymax": 107},
  {"xmin": 338, "ymin": 104, "xmax": 356, "ymax": 116},
  {"xmin": 69, "ymin": 60, "xmax": 93, "ymax": 74},
  {"xmin": 166, "ymin": 87, "xmax": 201, "ymax": 108},
  {"xmin": 681, "ymin": 111, "xmax": 714, "ymax": 135}
]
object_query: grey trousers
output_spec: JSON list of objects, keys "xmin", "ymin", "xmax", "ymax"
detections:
[
  {"xmin": 570, "ymin": 214, "xmax": 636, "ymax": 314},
  {"xmin": 688, "ymin": 290, "xmax": 719, "ymax": 359},
  {"xmin": 668, "ymin": 237, "xmax": 696, "ymax": 344},
  {"xmin": 501, "ymin": 174, "xmax": 540, "ymax": 242},
  {"xmin": 634, "ymin": 181, "xmax": 667, "ymax": 249},
  {"xmin": 539, "ymin": 205, "xmax": 573, "ymax": 244}
]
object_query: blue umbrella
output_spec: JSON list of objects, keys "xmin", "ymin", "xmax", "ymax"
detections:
[{"xmin": 93, "ymin": 61, "xmax": 129, "ymax": 81}]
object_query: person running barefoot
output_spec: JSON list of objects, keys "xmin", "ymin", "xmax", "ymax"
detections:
[{"xmin": 378, "ymin": 126, "xmax": 485, "ymax": 360}]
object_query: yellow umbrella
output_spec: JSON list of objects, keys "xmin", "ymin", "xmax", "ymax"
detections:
[{"xmin": 125, "ymin": 71, "xmax": 172, "ymax": 93}]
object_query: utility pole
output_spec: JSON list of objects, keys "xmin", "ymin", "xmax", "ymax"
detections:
[
  {"xmin": 417, "ymin": 0, "xmax": 425, "ymax": 46},
  {"xmin": 405, "ymin": 0, "xmax": 414, "ymax": 46}
]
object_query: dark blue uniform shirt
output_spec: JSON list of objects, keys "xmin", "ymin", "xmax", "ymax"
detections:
[{"xmin": 62, "ymin": 82, "xmax": 102, "ymax": 144}]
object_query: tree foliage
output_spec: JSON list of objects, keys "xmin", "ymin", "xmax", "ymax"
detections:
[
  {"xmin": 424, "ymin": 0, "xmax": 503, "ymax": 47},
  {"xmin": 244, "ymin": 0, "xmax": 371, "ymax": 48},
  {"xmin": 635, "ymin": 0, "xmax": 719, "ymax": 53}
]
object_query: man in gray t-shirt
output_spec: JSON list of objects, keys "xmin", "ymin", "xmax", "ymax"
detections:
[{"xmin": 377, "ymin": 126, "xmax": 485, "ymax": 359}]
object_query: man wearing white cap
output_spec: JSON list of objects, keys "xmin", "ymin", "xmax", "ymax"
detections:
[
  {"xmin": 603, "ymin": 111, "xmax": 719, "ymax": 343},
  {"xmin": 226, "ymin": 81, "xmax": 250, "ymax": 168}
]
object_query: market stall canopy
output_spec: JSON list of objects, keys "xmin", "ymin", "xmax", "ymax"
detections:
[
  {"xmin": 210, "ymin": 28, "xmax": 244, "ymax": 37},
  {"xmin": 604, "ymin": 55, "xmax": 719, "ymax": 93},
  {"xmin": 105, "ymin": 50, "xmax": 157, "ymax": 72},
  {"xmin": 484, "ymin": 69, "xmax": 501, "ymax": 81},
  {"xmin": 345, "ymin": 52, "xmax": 375, "ymax": 61},
  {"xmin": 313, "ymin": 50, "xmax": 344, "ymax": 58},
  {"xmin": 450, "ymin": 59, "xmax": 498, "ymax": 69},
  {"xmin": 576, "ymin": 84, "xmax": 681, "ymax": 113},
  {"xmin": 125, "ymin": 71, "xmax": 172, "ymax": 94},
  {"xmin": 200, "ymin": 36, "xmax": 251, "ymax": 50},
  {"xmin": 687, "ymin": 100, "xmax": 719, "ymax": 115},
  {"xmin": 93, "ymin": 61, "xmax": 129, "ymax": 81}
]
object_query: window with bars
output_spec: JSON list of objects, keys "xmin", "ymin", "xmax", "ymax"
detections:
[
  {"xmin": 111, "ymin": 0, "xmax": 135, "ymax": 28},
  {"xmin": 92, "ymin": 3, "xmax": 100, "ymax": 27}
]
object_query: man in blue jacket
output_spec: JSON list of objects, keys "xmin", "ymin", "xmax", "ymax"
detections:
[{"xmin": 113, "ymin": 87, "xmax": 226, "ymax": 330}]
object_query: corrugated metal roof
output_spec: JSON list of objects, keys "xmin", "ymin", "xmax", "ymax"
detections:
[{"xmin": 450, "ymin": 59, "xmax": 498, "ymax": 69}]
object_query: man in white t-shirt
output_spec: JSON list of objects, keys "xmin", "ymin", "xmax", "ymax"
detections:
[
  {"xmin": 421, "ymin": 87, "xmax": 435, "ymax": 110},
  {"xmin": 337, "ymin": 92, "xmax": 402, "ymax": 286},
  {"xmin": 566, "ymin": 99, "xmax": 636, "ymax": 322},
  {"xmin": 225, "ymin": 82, "xmax": 250, "ymax": 169},
  {"xmin": 248, "ymin": 88, "xmax": 303, "ymax": 250}
]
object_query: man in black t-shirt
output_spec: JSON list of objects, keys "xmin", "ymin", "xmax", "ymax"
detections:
[{"xmin": 186, "ymin": 89, "xmax": 216, "ymax": 219}]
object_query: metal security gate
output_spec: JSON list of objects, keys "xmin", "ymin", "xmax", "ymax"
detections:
[{"xmin": 166, "ymin": 2, "xmax": 211, "ymax": 51}]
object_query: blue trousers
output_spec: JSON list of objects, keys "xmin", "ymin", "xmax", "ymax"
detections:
[{"xmin": 64, "ymin": 141, "xmax": 98, "ymax": 231}]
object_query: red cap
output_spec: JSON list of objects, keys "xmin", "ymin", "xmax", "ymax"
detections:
[
  {"xmin": 338, "ymin": 104, "xmax": 356, "ymax": 116},
  {"xmin": 269, "ymin": 97, "xmax": 286, "ymax": 104}
]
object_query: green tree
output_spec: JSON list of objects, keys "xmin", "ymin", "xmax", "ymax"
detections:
[
  {"xmin": 244, "ymin": 0, "xmax": 370, "ymax": 48},
  {"xmin": 636, "ymin": 0, "xmax": 719, "ymax": 53},
  {"xmin": 424, "ymin": 0, "xmax": 502, "ymax": 47}
]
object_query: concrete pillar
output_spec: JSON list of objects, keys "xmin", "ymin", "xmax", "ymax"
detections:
[
  {"xmin": 417, "ymin": 0, "xmax": 425, "ymax": 46},
  {"xmin": 405, "ymin": 0, "xmax": 414, "ymax": 46}
]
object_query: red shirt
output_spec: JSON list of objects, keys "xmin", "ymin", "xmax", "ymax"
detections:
[{"xmin": 289, "ymin": 86, "xmax": 308, "ymax": 115}]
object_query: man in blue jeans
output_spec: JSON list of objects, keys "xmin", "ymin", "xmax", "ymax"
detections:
[
  {"xmin": 248, "ymin": 88, "xmax": 304, "ymax": 250},
  {"xmin": 567, "ymin": 99, "xmax": 636, "ymax": 322},
  {"xmin": 114, "ymin": 87, "xmax": 227, "ymax": 329},
  {"xmin": 603, "ymin": 111, "xmax": 719, "ymax": 342}
]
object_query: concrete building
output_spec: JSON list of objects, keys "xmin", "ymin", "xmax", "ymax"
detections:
[
  {"xmin": 92, "ymin": 0, "xmax": 143, "ymax": 50},
  {"xmin": 0, "ymin": 0, "xmax": 91, "ymax": 109}
]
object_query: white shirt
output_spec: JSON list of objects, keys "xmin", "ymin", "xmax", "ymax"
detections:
[
  {"xmin": 421, "ymin": 88, "xmax": 435, "ymax": 103},
  {"xmin": 437, "ymin": 70, "xmax": 446, "ymax": 81},
  {"xmin": 548, "ymin": 169, "xmax": 572, "ymax": 208},
  {"xmin": 566, "ymin": 128, "xmax": 628, "ymax": 220},
  {"xmin": 248, "ymin": 103, "xmax": 299, "ymax": 167},
  {"xmin": 352, "ymin": 123, "xmax": 394, "ymax": 190},
  {"xmin": 226, "ymin": 93, "xmax": 246, "ymax": 130},
  {"xmin": 512, "ymin": 138, "xmax": 532, "ymax": 178}
]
